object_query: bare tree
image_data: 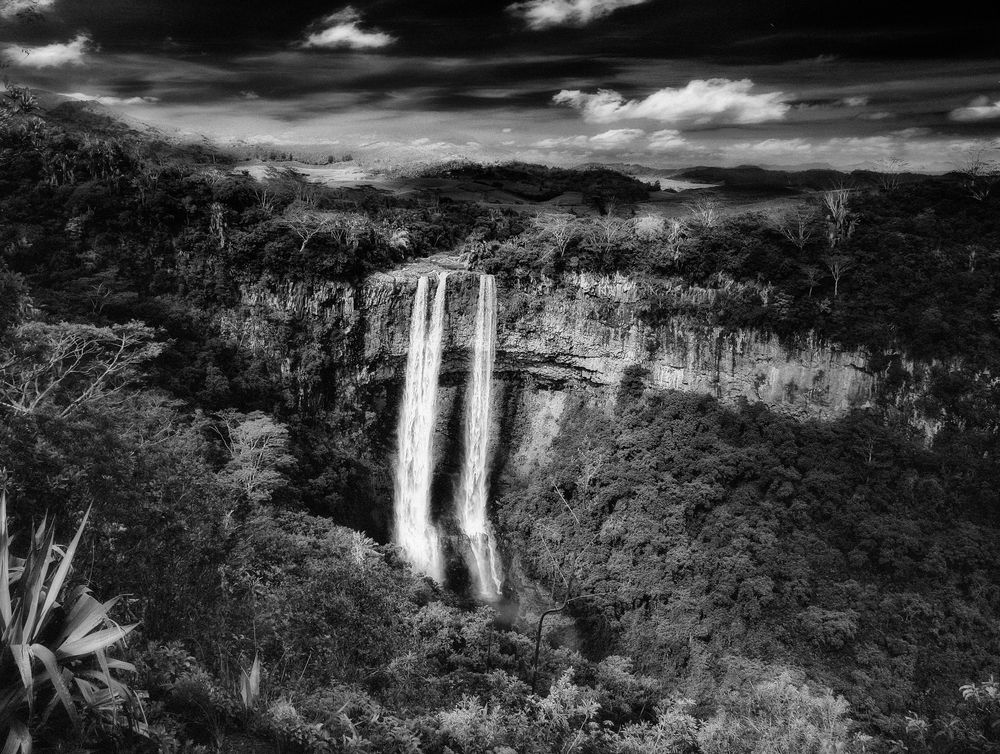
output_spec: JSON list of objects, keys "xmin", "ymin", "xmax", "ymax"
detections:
[
  {"xmin": 530, "ymin": 212, "xmax": 579, "ymax": 264},
  {"xmin": 873, "ymin": 156, "xmax": 907, "ymax": 193},
  {"xmin": 687, "ymin": 197, "xmax": 720, "ymax": 227},
  {"xmin": 800, "ymin": 264, "xmax": 824, "ymax": 297},
  {"xmin": 325, "ymin": 211, "xmax": 369, "ymax": 250},
  {"xmin": 823, "ymin": 254, "xmax": 855, "ymax": 298},
  {"xmin": 0, "ymin": 321, "xmax": 161, "ymax": 417},
  {"xmin": 278, "ymin": 203, "xmax": 344, "ymax": 253},
  {"xmin": 586, "ymin": 212, "xmax": 631, "ymax": 255},
  {"xmin": 955, "ymin": 146, "xmax": 999, "ymax": 202},
  {"xmin": 773, "ymin": 205, "xmax": 818, "ymax": 251},
  {"xmin": 820, "ymin": 189, "xmax": 857, "ymax": 248},
  {"xmin": 251, "ymin": 185, "xmax": 278, "ymax": 215}
]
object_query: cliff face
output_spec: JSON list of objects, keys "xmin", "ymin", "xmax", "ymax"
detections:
[
  {"xmin": 217, "ymin": 264, "xmax": 884, "ymax": 541},
  {"xmin": 222, "ymin": 266, "xmax": 876, "ymax": 422}
]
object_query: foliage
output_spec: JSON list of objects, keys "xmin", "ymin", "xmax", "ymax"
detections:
[
  {"xmin": 3, "ymin": 90, "xmax": 1000, "ymax": 754},
  {"xmin": 0, "ymin": 489, "xmax": 141, "ymax": 751},
  {"xmin": 216, "ymin": 410, "xmax": 295, "ymax": 505},
  {"xmin": 497, "ymin": 391, "xmax": 1000, "ymax": 730},
  {"xmin": 698, "ymin": 670, "xmax": 852, "ymax": 753},
  {"xmin": 0, "ymin": 320, "xmax": 161, "ymax": 418}
]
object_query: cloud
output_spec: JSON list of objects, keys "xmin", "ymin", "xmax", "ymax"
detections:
[
  {"xmin": 647, "ymin": 129, "xmax": 688, "ymax": 151},
  {"xmin": 2, "ymin": 34, "xmax": 91, "ymax": 68},
  {"xmin": 553, "ymin": 79, "xmax": 789, "ymax": 127},
  {"xmin": 507, "ymin": 0, "xmax": 650, "ymax": 30},
  {"xmin": 0, "ymin": 0, "xmax": 57, "ymax": 19},
  {"xmin": 532, "ymin": 134, "xmax": 590, "ymax": 149},
  {"xmin": 532, "ymin": 128, "xmax": 644, "ymax": 151},
  {"xmin": 588, "ymin": 128, "xmax": 645, "ymax": 149},
  {"xmin": 299, "ymin": 7, "xmax": 394, "ymax": 50},
  {"xmin": 950, "ymin": 95, "xmax": 1000, "ymax": 122},
  {"xmin": 60, "ymin": 91, "xmax": 160, "ymax": 106}
]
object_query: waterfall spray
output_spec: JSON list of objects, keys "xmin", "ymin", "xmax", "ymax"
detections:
[
  {"xmin": 456, "ymin": 274, "xmax": 504, "ymax": 600},
  {"xmin": 393, "ymin": 272, "xmax": 449, "ymax": 582}
]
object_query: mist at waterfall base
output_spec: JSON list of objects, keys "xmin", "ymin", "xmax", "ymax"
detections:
[{"xmin": 392, "ymin": 272, "xmax": 504, "ymax": 600}]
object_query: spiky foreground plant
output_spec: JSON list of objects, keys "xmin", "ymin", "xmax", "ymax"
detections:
[{"xmin": 0, "ymin": 489, "xmax": 142, "ymax": 752}]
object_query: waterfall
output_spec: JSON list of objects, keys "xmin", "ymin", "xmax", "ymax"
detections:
[
  {"xmin": 456, "ymin": 274, "xmax": 504, "ymax": 600},
  {"xmin": 393, "ymin": 272, "xmax": 449, "ymax": 582}
]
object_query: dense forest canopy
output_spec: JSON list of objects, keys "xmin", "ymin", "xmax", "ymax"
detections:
[{"xmin": 1, "ymin": 92, "xmax": 999, "ymax": 752}]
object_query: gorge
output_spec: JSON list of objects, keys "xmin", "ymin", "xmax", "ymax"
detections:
[
  {"xmin": 4, "ymin": 103, "xmax": 1000, "ymax": 749},
  {"xmin": 223, "ymin": 264, "xmax": 890, "ymax": 547}
]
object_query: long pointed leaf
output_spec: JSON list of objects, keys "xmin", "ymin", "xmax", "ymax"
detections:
[
  {"xmin": 8, "ymin": 644, "xmax": 33, "ymax": 704},
  {"xmin": 73, "ymin": 676, "xmax": 98, "ymax": 706},
  {"xmin": 19, "ymin": 527, "xmax": 55, "ymax": 642},
  {"xmin": 2, "ymin": 720, "xmax": 31, "ymax": 754},
  {"xmin": 0, "ymin": 490, "xmax": 12, "ymax": 629},
  {"xmin": 38, "ymin": 507, "xmax": 90, "ymax": 628},
  {"xmin": 56, "ymin": 623, "xmax": 136, "ymax": 660},
  {"xmin": 61, "ymin": 585, "xmax": 96, "ymax": 626},
  {"xmin": 57, "ymin": 593, "xmax": 115, "ymax": 646},
  {"xmin": 30, "ymin": 643, "xmax": 79, "ymax": 728},
  {"xmin": 103, "ymin": 658, "xmax": 136, "ymax": 673}
]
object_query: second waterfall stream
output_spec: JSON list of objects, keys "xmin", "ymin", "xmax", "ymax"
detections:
[
  {"xmin": 393, "ymin": 271, "xmax": 504, "ymax": 599},
  {"xmin": 455, "ymin": 275, "xmax": 504, "ymax": 600}
]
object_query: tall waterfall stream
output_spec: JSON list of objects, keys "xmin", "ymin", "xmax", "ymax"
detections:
[
  {"xmin": 392, "ymin": 272, "xmax": 449, "ymax": 583},
  {"xmin": 393, "ymin": 272, "xmax": 504, "ymax": 598},
  {"xmin": 455, "ymin": 275, "xmax": 504, "ymax": 599}
]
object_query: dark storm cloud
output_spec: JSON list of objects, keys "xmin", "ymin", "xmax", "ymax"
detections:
[
  {"xmin": 4, "ymin": 0, "xmax": 996, "ymax": 59},
  {"xmin": 1, "ymin": 0, "xmax": 997, "ymax": 170}
]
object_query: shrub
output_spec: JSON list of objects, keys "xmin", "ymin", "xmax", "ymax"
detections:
[
  {"xmin": 698, "ymin": 670, "xmax": 853, "ymax": 754},
  {"xmin": 0, "ymin": 489, "xmax": 142, "ymax": 751}
]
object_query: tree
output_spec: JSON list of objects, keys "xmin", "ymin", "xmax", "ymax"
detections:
[
  {"xmin": 955, "ymin": 145, "xmax": 999, "ymax": 202},
  {"xmin": 0, "ymin": 84, "xmax": 36, "ymax": 125},
  {"xmin": 0, "ymin": 321, "xmax": 161, "ymax": 418},
  {"xmin": 278, "ymin": 203, "xmax": 340, "ymax": 253},
  {"xmin": 873, "ymin": 156, "xmax": 907, "ymax": 193},
  {"xmin": 586, "ymin": 213, "xmax": 631, "ymax": 255},
  {"xmin": 820, "ymin": 189, "xmax": 857, "ymax": 248},
  {"xmin": 800, "ymin": 264, "xmax": 824, "ymax": 297},
  {"xmin": 251, "ymin": 184, "xmax": 278, "ymax": 215},
  {"xmin": 773, "ymin": 205, "xmax": 818, "ymax": 251},
  {"xmin": 822, "ymin": 254, "xmax": 854, "ymax": 298},
  {"xmin": 531, "ymin": 212, "xmax": 579, "ymax": 263},
  {"xmin": 216, "ymin": 410, "xmax": 295, "ymax": 505},
  {"xmin": 278, "ymin": 204, "xmax": 367, "ymax": 254}
]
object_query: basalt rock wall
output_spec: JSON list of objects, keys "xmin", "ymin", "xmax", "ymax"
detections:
[{"xmin": 221, "ymin": 266, "xmax": 876, "ymax": 424}]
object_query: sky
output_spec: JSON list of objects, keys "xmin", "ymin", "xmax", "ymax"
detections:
[{"xmin": 1, "ymin": 0, "xmax": 999, "ymax": 171}]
